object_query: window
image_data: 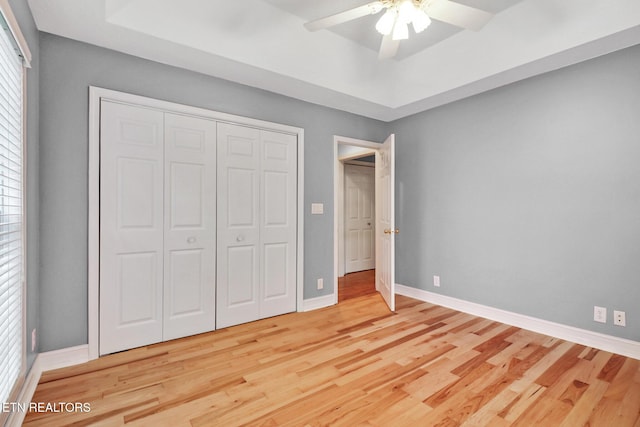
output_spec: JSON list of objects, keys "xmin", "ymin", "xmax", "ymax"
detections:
[{"xmin": 0, "ymin": 0, "xmax": 30, "ymax": 415}]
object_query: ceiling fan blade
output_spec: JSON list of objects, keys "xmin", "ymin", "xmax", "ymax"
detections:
[
  {"xmin": 425, "ymin": 0, "xmax": 493, "ymax": 31},
  {"xmin": 378, "ymin": 34, "xmax": 400, "ymax": 60},
  {"xmin": 304, "ymin": 1, "xmax": 384, "ymax": 32}
]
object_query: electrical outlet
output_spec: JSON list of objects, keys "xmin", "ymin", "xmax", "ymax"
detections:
[
  {"xmin": 317, "ymin": 278, "xmax": 323, "ymax": 290},
  {"xmin": 31, "ymin": 329, "xmax": 36, "ymax": 352},
  {"xmin": 593, "ymin": 306, "xmax": 607, "ymax": 324},
  {"xmin": 433, "ymin": 275, "xmax": 440, "ymax": 287},
  {"xmin": 613, "ymin": 310, "xmax": 626, "ymax": 327}
]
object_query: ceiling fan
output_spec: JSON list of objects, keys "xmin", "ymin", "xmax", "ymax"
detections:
[{"xmin": 304, "ymin": 0, "xmax": 493, "ymax": 60}]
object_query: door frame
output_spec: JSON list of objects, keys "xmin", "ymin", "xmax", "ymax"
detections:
[
  {"xmin": 333, "ymin": 135, "xmax": 384, "ymax": 304},
  {"xmin": 88, "ymin": 86, "xmax": 305, "ymax": 360}
]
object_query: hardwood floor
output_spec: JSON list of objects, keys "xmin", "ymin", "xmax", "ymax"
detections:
[
  {"xmin": 24, "ymin": 294, "xmax": 640, "ymax": 426},
  {"xmin": 338, "ymin": 269, "xmax": 376, "ymax": 302}
]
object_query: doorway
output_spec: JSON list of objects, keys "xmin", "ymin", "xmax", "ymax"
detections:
[
  {"xmin": 344, "ymin": 162, "xmax": 375, "ymax": 274},
  {"xmin": 342, "ymin": 159, "xmax": 376, "ymax": 302},
  {"xmin": 333, "ymin": 135, "xmax": 396, "ymax": 309}
]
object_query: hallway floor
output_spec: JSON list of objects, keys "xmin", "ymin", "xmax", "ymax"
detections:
[{"xmin": 338, "ymin": 269, "xmax": 376, "ymax": 302}]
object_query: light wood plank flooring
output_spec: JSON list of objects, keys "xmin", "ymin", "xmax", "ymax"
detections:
[
  {"xmin": 338, "ymin": 269, "xmax": 376, "ymax": 302},
  {"xmin": 24, "ymin": 294, "xmax": 640, "ymax": 426}
]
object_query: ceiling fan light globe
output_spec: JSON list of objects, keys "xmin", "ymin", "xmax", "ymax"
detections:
[
  {"xmin": 375, "ymin": 9, "xmax": 396, "ymax": 35},
  {"xmin": 398, "ymin": 0, "xmax": 416, "ymax": 24},
  {"xmin": 392, "ymin": 21, "xmax": 409, "ymax": 40},
  {"xmin": 412, "ymin": 10, "xmax": 431, "ymax": 33}
]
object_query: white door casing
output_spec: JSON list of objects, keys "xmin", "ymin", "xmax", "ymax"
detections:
[
  {"xmin": 376, "ymin": 134, "xmax": 396, "ymax": 311},
  {"xmin": 345, "ymin": 164, "xmax": 375, "ymax": 273},
  {"xmin": 99, "ymin": 101, "xmax": 165, "ymax": 355},
  {"xmin": 163, "ymin": 113, "xmax": 217, "ymax": 340}
]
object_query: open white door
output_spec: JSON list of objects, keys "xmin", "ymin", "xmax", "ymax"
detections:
[{"xmin": 375, "ymin": 134, "xmax": 396, "ymax": 311}]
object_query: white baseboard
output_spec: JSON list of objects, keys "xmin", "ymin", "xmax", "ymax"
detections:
[
  {"xmin": 5, "ymin": 345, "xmax": 91, "ymax": 426},
  {"xmin": 39, "ymin": 344, "xmax": 90, "ymax": 372},
  {"xmin": 301, "ymin": 294, "xmax": 336, "ymax": 312},
  {"xmin": 396, "ymin": 284, "xmax": 640, "ymax": 360},
  {"xmin": 5, "ymin": 357, "xmax": 43, "ymax": 427}
]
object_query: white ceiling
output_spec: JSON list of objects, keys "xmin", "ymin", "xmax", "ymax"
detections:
[
  {"xmin": 264, "ymin": 0, "xmax": 523, "ymax": 60},
  {"xmin": 28, "ymin": 0, "xmax": 640, "ymax": 121}
]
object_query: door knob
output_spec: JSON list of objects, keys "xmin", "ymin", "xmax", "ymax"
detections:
[
  {"xmin": 236, "ymin": 235, "xmax": 245, "ymax": 242},
  {"xmin": 394, "ymin": 228, "xmax": 400, "ymax": 234},
  {"xmin": 187, "ymin": 237, "xmax": 196, "ymax": 243},
  {"xmin": 384, "ymin": 229, "xmax": 391, "ymax": 234}
]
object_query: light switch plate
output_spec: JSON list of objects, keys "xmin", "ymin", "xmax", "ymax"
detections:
[
  {"xmin": 594, "ymin": 306, "xmax": 607, "ymax": 323},
  {"xmin": 311, "ymin": 203, "xmax": 324, "ymax": 214}
]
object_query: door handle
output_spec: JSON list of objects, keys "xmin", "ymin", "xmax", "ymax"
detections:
[
  {"xmin": 383, "ymin": 229, "xmax": 399, "ymax": 234},
  {"xmin": 236, "ymin": 235, "xmax": 245, "ymax": 242}
]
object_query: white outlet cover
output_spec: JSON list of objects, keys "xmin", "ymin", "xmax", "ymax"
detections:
[
  {"xmin": 613, "ymin": 310, "xmax": 626, "ymax": 327},
  {"xmin": 433, "ymin": 275, "xmax": 440, "ymax": 287}
]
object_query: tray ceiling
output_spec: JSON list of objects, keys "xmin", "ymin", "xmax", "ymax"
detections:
[{"xmin": 28, "ymin": 0, "xmax": 640, "ymax": 121}]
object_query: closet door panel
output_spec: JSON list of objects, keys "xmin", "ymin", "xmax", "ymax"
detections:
[
  {"xmin": 164, "ymin": 113, "xmax": 217, "ymax": 340},
  {"xmin": 260, "ymin": 130, "xmax": 297, "ymax": 318},
  {"xmin": 263, "ymin": 243, "xmax": 289, "ymax": 299},
  {"xmin": 170, "ymin": 163, "xmax": 204, "ymax": 227},
  {"xmin": 217, "ymin": 123, "xmax": 261, "ymax": 328},
  {"xmin": 227, "ymin": 168, "xmax": 257, "ymax": 227},
  {"xmin": 100, "ymin": 101, "xmax": 164, "ymax": 355},
  {"xmin": 169, "ymin": 249, "xmax": 204, "ymax": 312},
  {"xmin": 117, "ymin": 253, "xmax": 159, "ymax": 324},
  {"xmin": 227, "ymin": 246, "xmax": 257, "ymax": 305}
]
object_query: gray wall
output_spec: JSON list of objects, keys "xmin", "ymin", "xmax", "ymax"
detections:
[
  {"xmin": 392, "ymin": 43, "xmax": 640, "ymax": 341},
  {"xmin": 9, "ymin": 0, "xmax": 40, "ymax": 370},
  {"xmin": 34, "ymin": 24, "xmax": 640, "ymax": 351},
  {"xmin": 38, "ymin": 33, "xmax": 388, "ymax": 352}
]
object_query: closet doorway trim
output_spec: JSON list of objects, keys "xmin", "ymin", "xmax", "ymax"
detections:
[{"xmin": 88, "ymin": 86, "xmax": 305, "ymax": 360}]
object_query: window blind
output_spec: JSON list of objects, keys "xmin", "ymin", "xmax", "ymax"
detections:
[{"xmin": 0, "ymin": 10, "xmax": 24, "ymax": 407}]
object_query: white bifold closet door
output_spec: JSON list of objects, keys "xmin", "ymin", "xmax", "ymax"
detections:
[
  {"xmin": 100, "ymin": 102, "xmax": 164, "ymax": 355},
  {"xmin": 216, "ymin": 123, "xmax": 297, "ymax": 328},
  {"xmin": 100, "ymin": 101, "xmax": 216, "ymax": 355},
  {"xmin": 163, "ymin": 113, "xmax": 216, "ymax": 341}
]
